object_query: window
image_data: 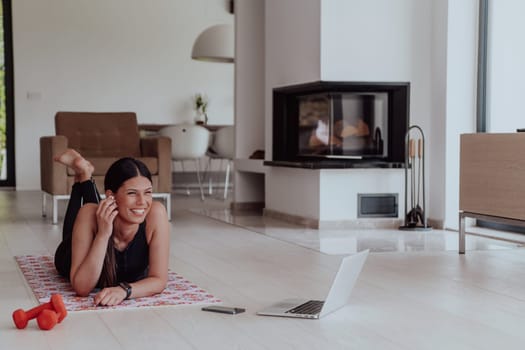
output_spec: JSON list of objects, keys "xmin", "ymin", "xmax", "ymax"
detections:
[
  {"xmin": 477, "ymin": 0, "xmax": 525, "ymax": 233},
  {"xmin": 484, "ymin": 0, "xmax": 525, "ymax": 132}
]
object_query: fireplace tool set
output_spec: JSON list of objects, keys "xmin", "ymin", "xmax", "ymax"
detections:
[{"xmin": 399, "ymin": 125, "xmax": 432, "ymax": 231}]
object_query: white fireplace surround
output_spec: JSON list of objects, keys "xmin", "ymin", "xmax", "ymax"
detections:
[{"xmin": 264, "ymin": 167, "xmax": 405, "ymax": 228}]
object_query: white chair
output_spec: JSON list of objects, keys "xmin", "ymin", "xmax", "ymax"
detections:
[
  {"xmin": 159, "ymin": 124, "xmax": 210, "ymax": 201},
  {"xmin": 206, "ymin": 126, "xmax": 234, "ymax": 200}
]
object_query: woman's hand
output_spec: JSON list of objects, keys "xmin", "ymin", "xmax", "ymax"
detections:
[
  {"xmin": 94, "ymin": 286, "xmax": 128, "ymax": 306},
  {"xmin": 95, "ymin": 196, "xmax": 118, "ymax": 239}
]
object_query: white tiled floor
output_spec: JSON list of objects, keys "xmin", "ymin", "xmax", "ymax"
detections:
[
  {"xmin": 190, "ymin": 207, "xmax": 522, "ymax": 254},
  {"xmin": 2, "ymin": 190, "xmax": 525, "ymax": 349}
]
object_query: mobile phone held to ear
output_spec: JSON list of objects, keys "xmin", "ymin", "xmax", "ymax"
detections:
[{"xmin": 201, "ymin": 306, "xmax": 246, "ymax": 315}]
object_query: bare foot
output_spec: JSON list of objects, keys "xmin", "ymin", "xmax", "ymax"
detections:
[
  {"xmin": 72, "ymin": 158, "xmax": 94, "ymax": 182},
  {"xmin": 54, "ymin": 149, "xmax": 94, "ymax": 181},
  {"xmin": 54, "ymin": 149, "xmax": 82, "ymax": 168}
]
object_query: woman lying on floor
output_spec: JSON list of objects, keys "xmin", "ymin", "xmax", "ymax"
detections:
[{"xmin": 53, "ymin": 149, "xmax": 169, "ymax": 306}]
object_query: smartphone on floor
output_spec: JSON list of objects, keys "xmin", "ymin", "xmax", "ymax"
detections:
[{"xmin": 201, "ymin": 306, "xmax": 246, "ymax": 315}]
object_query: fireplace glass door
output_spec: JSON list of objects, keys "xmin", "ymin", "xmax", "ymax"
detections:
[{"xmin": 297, "ymin": 92, "xmax": 388, "ymax": 159}]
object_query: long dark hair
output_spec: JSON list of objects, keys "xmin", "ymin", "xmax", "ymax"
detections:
[{"xmin": 98, "ymin": 157, "xmax": 152, "ymax": 288}]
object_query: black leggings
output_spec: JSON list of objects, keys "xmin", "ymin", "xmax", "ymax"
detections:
[{"xmin": 54, "ymin": 179, "xmax": 101, "ymax": 279}]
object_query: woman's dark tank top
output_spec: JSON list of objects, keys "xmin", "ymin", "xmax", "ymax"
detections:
[{"xmin": 115, "ymin": 221, "xmax": 149, "ymax": 282}]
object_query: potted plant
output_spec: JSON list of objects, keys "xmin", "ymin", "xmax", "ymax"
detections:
[{"xmin": 193, "ymin": 93, "xmax": 208, "ymax": 125}]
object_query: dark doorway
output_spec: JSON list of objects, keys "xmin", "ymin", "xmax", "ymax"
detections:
[{"xmin": 0, "ymin": 0, "xmax": 15, "ymax": 187}]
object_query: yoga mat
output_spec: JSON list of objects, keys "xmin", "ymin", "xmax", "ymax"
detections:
[{"xmin": 15, "ymin": 255, "xmax": 221, "ymax": 311}]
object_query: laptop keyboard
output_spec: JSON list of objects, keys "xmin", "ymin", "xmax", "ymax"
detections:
[{"xmin": 286, "ymin": 300, "xmax": 324, "ymax": 315}]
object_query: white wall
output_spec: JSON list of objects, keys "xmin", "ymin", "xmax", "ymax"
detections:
[
  {"xmin": 264, "ymin": 0, "xmax": 322, "ymax": 215},
  {"xmin": 234, "ymin": 0, "xmax": 265, "ymax": 160},
  {"xmin": 267, "ymin": 168, "xmax": 321, "ymax": 220},
  {"xmin": 321, "ymin": 0, "xmax": 415, "ymax": 82},
  {"xmin": 443, "ymin": 0, "xmax": 478, "ymax": 229},
  {"xmin": 428, "ymin": 0, "xmax": 448, "ymax": 228},
  {"xmin": 233, "ymin": 0, "xmax": 266, "ymax": 204},
  {"xmin": 12, "ymin": 0, "xmax": 233, "ymax": 190},
  {"xmin": 427, "ymin": 0, "xmax": 478, "ymax": 230}
]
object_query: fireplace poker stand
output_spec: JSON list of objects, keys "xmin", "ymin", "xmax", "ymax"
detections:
[{"xmin": 399, "ymin": 125, "xmax": 432, "ymax": 231}]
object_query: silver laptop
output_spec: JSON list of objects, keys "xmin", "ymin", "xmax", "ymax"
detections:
[{"xmin": 257, "ymin": 249, "xmax": 369, "ymax": 319}]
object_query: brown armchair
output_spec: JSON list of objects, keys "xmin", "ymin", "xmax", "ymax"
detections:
[{"xmin": 40, "ymin": 112, "xmax": 172, "ymax": 224}]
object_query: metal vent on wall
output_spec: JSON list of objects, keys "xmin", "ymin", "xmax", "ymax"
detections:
[{"xmin": 358, "ymin": 193, "xmax": 398, "ymax": 218}]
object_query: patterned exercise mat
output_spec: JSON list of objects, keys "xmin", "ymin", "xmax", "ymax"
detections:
[{"xmin": 15, "ymin": 255, "xmax": 221, "ymax": 311}]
